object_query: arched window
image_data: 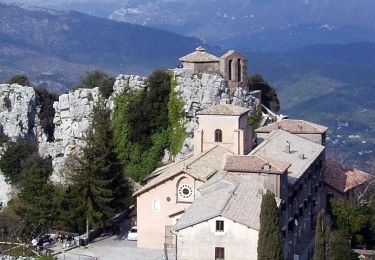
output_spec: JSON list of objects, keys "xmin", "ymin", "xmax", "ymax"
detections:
[
  {"xmin": 152, "ymin": 198, "xmax": 161, "ymax": 211},
  {"xmin": 228, "ymin": 60, "xmax": 232, "ymax": 80},
  {"xmin": 237, "ymin": 58, "xmax": 241, "ymax": 82},
  {"xmin": 215, "ymin": 129, "xmax": 222, "ymax": 142}
]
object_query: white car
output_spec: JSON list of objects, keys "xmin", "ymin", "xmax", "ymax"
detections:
[{"xmin": 127, "ymin": 226, "xmax": 138, "ymax": 241}]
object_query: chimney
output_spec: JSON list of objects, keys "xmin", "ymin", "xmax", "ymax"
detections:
[
  {"xmin": 299, "ymin": 153, "xmax": 305, "ymax": 160},
  {"xmin": 262, "ymin": 163, "xmax": 271, "ymax": 171},
  {"xmin": 284, "ymin": 141, "xmax": 291, "ymax": 154}
]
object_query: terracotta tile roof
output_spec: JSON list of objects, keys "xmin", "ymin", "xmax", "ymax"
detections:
[
  {"xmin": 255, "ymin": 119, "xmax": 328, "ymax": 134},
  {"xmin": 133, "ymin": 146, "xmax": 234, "ymax": 196},
  {"xmin": 324, "ymin": 161, "xmax": 372, "ymax": 193},
  {"xmin": 224, "ymin": 155, "xmax": 290, "ymax": 174},
  {"xmin": 251, "ymin": 129, "xmax": 325, "ymax": 185},
  {"xmin": 179, "ymin": 46, "xmax": 220, "ymax": 63},
  {"xmin": 174, "ymin": 173, "xmax": 281, "ymax": 231},
  {"xmin": 197, "ymin": 104, "xmax": 250, "ymax": 116}
]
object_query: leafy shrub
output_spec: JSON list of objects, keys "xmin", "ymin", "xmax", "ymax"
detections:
[
  {"xmin": 112, "ymin": 70, "xmax": 174, "ymax": 182},
  {"xmin": 5, "ymin": 75, "xmax": 30, "ymax": 87},
  {"xmin": 0, "ymin": 131, "xmax": 9, "ymax": 146},
  {"xmin": 78, "ymin": 70, "xmax": 115, "ymax": 99},
  {"xmin": 35, "ymin": 86, "xmax": 58, "ymax": 142},
  {"xmin": 248, "ymin": 74, "xmax": 280, "ymax": 112},
  {"xmin": 167, "ymin": 73, "xmax": 186, "ymax": 155},
  {"xmin": 0, "ymin": 139, "xmax": 37, "ymax": 184}
]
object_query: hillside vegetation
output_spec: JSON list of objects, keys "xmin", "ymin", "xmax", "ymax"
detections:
[{"xmin": 112, "ymin": 70, "xmax": 185, "ymax": 182}]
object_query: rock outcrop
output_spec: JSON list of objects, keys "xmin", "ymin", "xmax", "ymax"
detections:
[
  {"xmin": 172, "ymin": 69, "xmax": 258, "ymax": 159},
  {"xmin": 0, "ymin": 84, "xmax": 39, "ymax": 207},
  {"xmin": 0, "ymin": 172, "xmax": 12, "ymax": 208},
  {"xmin": 0, "ymin": 84, "xmax": 38, "ymax": 141},
  {"xmin": 0, "ymin": 71, "xmax": 259, "ymax": 198},
  {"xmin": 42, "ymin": 75, "xmax": 147, "ymax": 181}
]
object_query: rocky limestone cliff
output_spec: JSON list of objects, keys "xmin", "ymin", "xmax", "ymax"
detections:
[
  {"xmin": 172, "ymin": 69, "xmax": 258, "ymax": 159},
  {"xmin": 0, "ymin": 71, "xmax": 259, "ymax": 204},
  {"xmin": 41, "ymin": 75, "xmax": 147, "ymax": 182},
  {"xmin": 0, "ymin": 84, "xmax": 40, "ymax": 207},
  {"xmin": 0, "ymin": 84, "xmax": 38, "ymax": 141}
]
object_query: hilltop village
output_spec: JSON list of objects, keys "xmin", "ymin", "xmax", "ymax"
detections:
[
  {"xmin": 135, "ymin": 48, "xmax": 372, "ymax": 260},
  {"xmin": 0, "ymin": 47, "xmax": 373, "ymax": 260}
]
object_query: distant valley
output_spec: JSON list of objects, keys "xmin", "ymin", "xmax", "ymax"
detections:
[
  {"xmin": 0, "ymin": 2, "xmax": 373, "ymax": 170},
  {"xmin": 247, "ymin": 43, "xmax": 375, "ymax": 169},
  {"xmin": 0, "ymin": 3, "xmax": 201, "ymax": 92}
]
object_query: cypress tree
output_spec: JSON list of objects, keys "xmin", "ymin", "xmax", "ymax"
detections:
[
  {"xmin": 326, "ymin": 230, "xmax": 351, "ymax": 260},
  {"xmin": 70, "ymin": 100, "xmax": 129, "ymax": 232},
  {"xmin": 314, "ymin": 210, "xmax": 327, "ymax": 260},
  {"xmin": 258, "ymin": 190, "xmax": 283, "ymax": 260}
]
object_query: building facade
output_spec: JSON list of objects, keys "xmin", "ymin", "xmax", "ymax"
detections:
[
  {"xmin": 134, "ymin": 103, "xmax": 338, "ymax": 259},
  {"xmin": 179, "ymin": 47, "xmax": 248, "ymax": 90}
]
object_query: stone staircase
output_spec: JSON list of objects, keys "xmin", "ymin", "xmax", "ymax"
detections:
[{"xmin": 295, "ymin": 231, "xmax": 315, "ymax": 260}]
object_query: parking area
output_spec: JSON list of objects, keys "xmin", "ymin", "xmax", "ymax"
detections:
[
  {"xmin": 57, "ymin": 238, "xmax": 164, "ymax": 260},
  {"xmin": 56, "ymin": 219, "xmax": 165, "ymax": 260}
]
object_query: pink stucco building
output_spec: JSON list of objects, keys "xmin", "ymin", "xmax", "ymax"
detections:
[
  {"xmin": 133, "ymin": 100, "xmax": 370, "ymax": 259},
  {"xmin": 134, "ymin": 104, "xmax": 252, "ymax": 249}
]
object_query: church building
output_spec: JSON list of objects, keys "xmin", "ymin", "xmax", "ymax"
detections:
[{"xmin": 179, "ymin": 47, "xmax": 248, "ymax": 90}]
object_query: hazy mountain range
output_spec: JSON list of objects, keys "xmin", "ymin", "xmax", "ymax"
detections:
[
  {"xmin": 4, "ymin": 0, "xmax": 375, "ymax": 52},
  {"xmin": 0, "ymin": 2, "xmax": 373, "ymax": 168},
  {"xmin": 0, "ymin": 2, "xmax": 201, "ymax": 92}
]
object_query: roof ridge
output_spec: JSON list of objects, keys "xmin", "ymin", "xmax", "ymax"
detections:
[
  {"xmin": 187, "ymin": 145, "xmax": 231, "ymax": 167},
  {"xmin": 219, "ymin": 183, "xmax": 239, "ymax": 216},
  {"xmin": 301, "ymin": 120, "xmax": 326, "ymax": 131}
]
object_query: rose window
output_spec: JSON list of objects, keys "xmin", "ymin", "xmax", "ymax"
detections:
[{"xmin": 178, "ymin": 184, "xmax": 193, "ymax": 200}]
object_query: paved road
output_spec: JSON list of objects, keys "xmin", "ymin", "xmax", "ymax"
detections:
[
  {"xmin": 57, "ymin": 220, "xmax": 165, "ymax": 260},
  {"xmin": 57, "ymin": 238, "xmax": 164, "ymax": 260}
]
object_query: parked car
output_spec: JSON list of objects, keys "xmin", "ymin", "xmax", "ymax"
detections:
[{"xmin": 127, "ymin": 226, "xmax": 138, "ymax": 241}]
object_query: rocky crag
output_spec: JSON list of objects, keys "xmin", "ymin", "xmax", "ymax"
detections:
[{"xmin": 0, "ymin": 70, "xmax": 259, "ymax": 206}]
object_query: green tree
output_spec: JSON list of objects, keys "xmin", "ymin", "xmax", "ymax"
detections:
[
  {"xmin": 35, "ymin": 86, "xmax": 58, "ymax": 142},
  {"xmin": 326, "ymin": 230, "xmax": 351, "ymax": 260},
  {"xmin": 78, "ymin": 70, "xmax": 115, "ymax": 99},
  {"xmin": 17, "ymin": 157, "xmax": 60, "ymax": 237},
  {"xmin": 314, "ymin": 210, "xmax": 328, "ymax": 260},
  {"xmin": 330, "ymin": 198, "xmax": 374, "ymax": 247},
  {"xmin": 69, "ymin": 101, "xmax": 129, "ymax": 232},
  {"xmin": 0, "ymin": 209, "xmax": 23, "ymax": 241},
  {"xmin": 248, "ymin": 74, "xmax": 280, "ymax": 112},
  {"xmin": 6, "ymin": 75, "xmax": 30, "ymax": 86},
  {"xmin": 112, "ymin": 69, "xmax": 172, "ymax": 182},
  {"xmin": 0, "ymin": 140, "xmax": 37, "ymax": 184},
  {"xmin": 258, "ymin": 190, "xmax": 283, "ymax": 260}
]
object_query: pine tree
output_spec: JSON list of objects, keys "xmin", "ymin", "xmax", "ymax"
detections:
[
  {"xmin": 17, "ymin": 158, "xmax": 60, "ymax": 237},
  {"xmin": 326, "ymin": 230, "xmax": 351, "ymax": 260},
  {"xmin": 314, "ymin": 210, "xmax": 327, "ymax": 260},
  {"xmin": 70, "ymin": 100, "xmax": 129, "ymax": 232},
  {"xmin": 258, "ymin": 190, "xmax": 283, "ymax": 260}
]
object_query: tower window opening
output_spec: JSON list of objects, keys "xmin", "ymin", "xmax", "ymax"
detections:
[
  {"xmin": 215, "ymin": 129, "xmax": 223, "ymax": 142},
  {"xmin": 228, "ymin": 60, "xmax": 232, "ymax": 80},
  {"xmin": 237, "ymin": 58, "xmax": 241, "ymax": 82}
]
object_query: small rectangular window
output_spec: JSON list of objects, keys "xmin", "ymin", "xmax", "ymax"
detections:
[
  {"xmin": 216, "ymin": 220, "xmax": 224, "ymax": 232},
  {"xmin": 215, "ymin": 247, "xmax": 225, "ymax": 260}
]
